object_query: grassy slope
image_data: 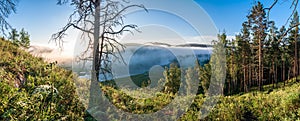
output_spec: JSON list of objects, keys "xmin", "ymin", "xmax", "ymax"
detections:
[
  {"xmin": 0, "ymin": 38, "xmax": 86, "ymax": 120},
  {"xmin": 100, "ymin": 76, "xmax": 300, "ymax": 120},
  {"xmin": 0, "ymin": 37, "xmax": 299, "ymax": 120},
  {"xmin": 181, "ymin": 78, "xmax": 300, "ymax": 121}
]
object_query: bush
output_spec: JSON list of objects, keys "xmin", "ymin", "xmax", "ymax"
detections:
[{"xmin": 0, "ymin": 38, "xmax": 85, "ymax": 120}]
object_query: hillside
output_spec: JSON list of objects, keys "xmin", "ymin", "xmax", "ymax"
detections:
[
  {"xmin": 0, "ymin": 38, "xmax": 86, "ymax": 120},
  {"xmin": 98, "ymin": 77, "xmax": 300, "ymax": 120},
  {"xmin": 0, "ymin": 37, "xmax": 299, "ymax": 120},
  {"xmin": 182, "ymin": 79, "xmax": 300, "ymax": 120}
]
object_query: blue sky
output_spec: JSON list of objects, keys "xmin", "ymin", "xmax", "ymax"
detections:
[
  {"xmin": 7, "ymin": 0, "xmax": 73, "ymax": 45},
  {"xmin": 6, "ymin": 0, "xmax": 300, "ymax": 50},
  {"xmin": 195, "ymin": 0, "xmax": 300, "ymax": 35}
]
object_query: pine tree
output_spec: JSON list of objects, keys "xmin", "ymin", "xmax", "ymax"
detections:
[
  {"xmin": 236, "ymin": 22, "xmax": 251, "ymax": 92},
  {"xmin": 198, "ymin": 63, "xmax": 211, "ymax": 95},
  {"xmin": 8, "ymin": 28, "xmax": 19, "ymax": 46},
  {"xmin": 207, "ymin": 33, "xmax": 227, "ymax": 96},
  {"xmin": 247, "ymin": 1, "xmax": 268, "ymax": 91},
  {"xmin": 288, "ymin": 11, "xmax": 299, "ymax": 79},
  {"xmin": 19, "ymin": 28, "xmax": 30, "ymax": 48},
  {"xmin": 163, "ymin": 63, "xmax": 181, "ymax": 95},
  {"xmin": 265, "ymin": 21, "xmax": 280, "ymax": 88},
  {"xmin": 278, "ymin": 26, "xmax": 290, "ymax": 85}
]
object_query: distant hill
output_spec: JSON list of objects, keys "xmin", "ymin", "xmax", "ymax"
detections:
[
  {"xmin": 124, "ymin": 42, "xmax": 213, "ymax": 48},
  {"xmin": 176, "ymin": 43, "xmax": 213, "ymax": 48},
  {"xmin": 145, "ymin": 42, "xmax": 172, "ymax": 47},
  {"xmin": 96, "ymin": 43, "xmax": 212, "ymax": 81},
  {"xmin": 75, "ymin": 42, "xmax": 212, "ymax": 81}
]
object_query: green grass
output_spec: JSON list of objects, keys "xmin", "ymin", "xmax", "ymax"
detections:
[
  {"xmin": 99, "ymin": 74, "xmax": 300, "ymax": 120},
  {"xmin": 248, "ymin": 76, "xmax": 299, "ymax": 94},
  {"xmin": 0, "ymin": 38, "xmax": 86, "ymax": 120},
  {"xmin": 202, "ymin": 81, "xmax": 300, "ymax": 120},
  {"xmin": 1, "ymin": 37, "xmax": 299, "ymax": 120}
]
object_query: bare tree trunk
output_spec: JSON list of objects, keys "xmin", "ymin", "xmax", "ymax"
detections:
[
  {"xmin": 282, "ymin": 62, "xmax": 285, "ymax": 86},
  {"xmin": 243, "ymin": 56, "xmax": 248, "ymax": 92},
  {"xmin": 259, "ymin": 37, "xmax": 263, "ymax": 91},
  {"xmin": 228, "ymin": 79, "xmax": 231, "ymax": 95},
  {"xmin": 52, "ymin": 1, "xmax": 146, "ymax": 118},
  {"xmin": 272, "ymin": 61, "xmax": 275, "ymax": 88},
  {"xmin": 89, "ymin": 0, "xmax": 101, "ymax": 110},
  {"xmin": 249, "ymin": 64, "xmax": 252, "ymax": 88},
  {"xmin": 298, "ymin": 57, "xmax": 300, "ymax": 76},
  {"xmin": 244, "ymin": 66, "xmax": 247, "ymax": 92},
  {"xmin": 256, "ymin": 68, "xmax": 259, "ymax": 87},
  {"xmin": 288, "ymin": 68, "xmax": 291, "ymax": 82},
  {"xmin": 284, "ymin": 62, "xmax": 286, "ymax": 86},
  {"xmin": 298, "ymin": 57, "xmax": 300, "ymax": 79},
  {"xmin": 295, "ymin": 33, "xmax": 298, "ymax": 79},
  {"xmin": 298, "ymin": 56, "xmax": 300, "ymax": 76},
  {"xmin": 275, "ymin": 63, "xmax": 278, "ymax": 87}
]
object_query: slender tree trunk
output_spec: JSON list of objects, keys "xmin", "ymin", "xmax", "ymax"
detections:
[
  {"xmin": 244, "ymin": 65, "xmax": 247, "ymax": 92},
  {"xmin": 282, "ymin": 62, "xmax": 285, "ymax": 86},
  {"xmin": 272, "ymin": 61, "xmax": 275, "ymax": 88},
  {"xmin": 288, "ymin": 65, "xmax": 291, "ymax": 82},
  {"xmin": 295, "ymin": 33, "xmax": 298, "ymax": 79},
  {"xmin": 290, "ymin": 68, "xmax": 293, "ymax": 80},
  {"xmin": 228, "ymin": 79, "xmax": 231, "ymax": 95},
  {"xmin": 275, "ymin": 64, "xmax": 278, "ymax": 87},
  {"xmin": 259, "ymin": 37, "xmax": 263, "ymax": 91},
  {"xmin": 298, "ymin": 56, "xmax": 300, "ymax": 76},
  {"xmin": 284, "ymin": 62, "xmax": 287, "ymax": 85},
  {"xmin": 298, "ymin": 57, "xmax": 300, "ymax": 78},
  {"xmin": 294, "ymin": 31, "xmax": 299, "ymax": 77},
  {"xmin": 288, "ymin": 68, "xmax": 291, "ymax": 83},
  {"xmin": 89, "ymin": 0, "xmax": 101, "ymax": 110},
  {"xmin": 249, "ymin": 64, "xmax": 252, "ymax": 89},
  {"xmin": 298, "ymin": 57, "xmax": 300, "ymax": 76},
  {"xmin": 243, "ymin": 56, "xmax": 248, "ymax": 92}
]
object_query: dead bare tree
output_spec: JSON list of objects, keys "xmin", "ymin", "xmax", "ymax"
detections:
[{"xmin": 51, "ymin": 0, "xmax": 146, "ymax": 112}]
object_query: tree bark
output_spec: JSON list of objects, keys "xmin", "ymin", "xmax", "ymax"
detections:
[
  {"xmin": 272, "ymin": 61, "xmax": 275, "ymax": 88},
  {"xmin": 294, "ymin": 27, "xmax": 298, "ymax": 79},
  {"xmin": 284, "ymin": 62, "xmax": 286, "ymax": 86},
  {"xmin": 249, "ymin": 64, "xmax": 252, "ymax": 88},
  {"xmin": 88, "ymin": 0, "xmax": 101, "ymax": 110},
  {"xmin": 243, "ymin": 54, "xmax": 248, "ymax": 92},
  {"xmin": 259, "ymin": 37, "xmax": 263, "ymax": 91},
  {"xmin": 275, "ymin": 63, "xmax": 278, "ymax": 87}
]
